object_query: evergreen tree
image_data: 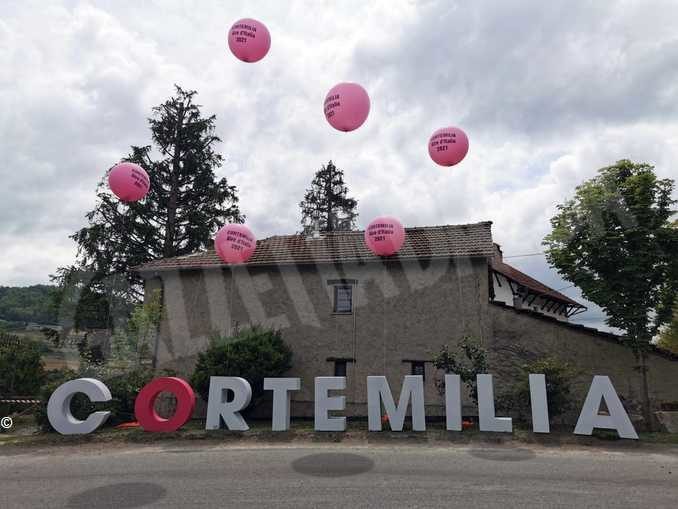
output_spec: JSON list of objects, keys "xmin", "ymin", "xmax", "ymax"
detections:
[
  {"xmin": 299, "ymin": 160, "xmax": 358, "ymax": 233},
  {"xmin": 53, "ymin": 86, "xmax": 242, "ymax": 330}
]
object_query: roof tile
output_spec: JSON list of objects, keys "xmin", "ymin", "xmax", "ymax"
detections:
[{"xmin": 134, "ymin": 221, "xmax": 494, "ymax": 272}]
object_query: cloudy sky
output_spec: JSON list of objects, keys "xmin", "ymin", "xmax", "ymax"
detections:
[{"xmin": 2, "ymin": 0, "xmax": 678, "ymax": 331}]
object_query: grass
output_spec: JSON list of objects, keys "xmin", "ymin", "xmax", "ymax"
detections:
[
  {"xmin": 638, "ymin": 432, "xmax": 678, "ymax": 444},
  {"xmin": 2, "ymin": 415, "xmax": 677, "ymax": 450}
]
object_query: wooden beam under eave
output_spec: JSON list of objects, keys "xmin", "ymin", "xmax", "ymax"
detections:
[{"xmin": 544, "ymin": 300, "xmax": 559, "ymax": 313}]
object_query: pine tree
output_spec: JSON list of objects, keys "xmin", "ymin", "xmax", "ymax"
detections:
[
  {"xmin": 299, "ymin": 160, "xmax": 358, "ymax": 233},
  {"xmin": 53, "ymin": 86, "xmax": 242, "ymax": 330}
]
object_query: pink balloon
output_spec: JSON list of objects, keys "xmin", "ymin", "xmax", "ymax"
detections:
[
  {"xmin": 324, "ymin": 82, "xmax": 370, "ymax": 132},
  {"xmin": 428, "ymin": 127, "xmax": 469, "ymax": 166},
  {"xmin": 215, "ymin": 224, "xmax": 257, "ymax": 264},
  {"xmin": 228, "ymin": 18, "xmax": 271, "ymax": 63},
  {"xmin": 364, "ymin": 216, "xmax": 406, "ymax": 257},
  {"xmin": 108, "ymin": 162, "xmax": 150, "ymax": 202}
]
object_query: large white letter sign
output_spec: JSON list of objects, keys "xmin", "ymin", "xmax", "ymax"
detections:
[
  {"xmin": 264, "ymin": 377, "xmax": 301, "ymax": 431},
  {"xmin": 205, "ymin": 377, "xmax": 252, "ymax": 431},
  {"xmin": 445, "ymin": 374, "xmax": 462, "ymax": 431},
  {"xmin": 47, "ymin": 378, "xmax": 112, "ymax": 435},
  {"xmin": 477, "ymin": 374, "xmax": 512, "ymax": 432},
  {"xmin": 314, "ymin": 377, "xmax": 346, "ymax": 431},
  {"xmin": 529, "ymin": 374, "xmax": 550, "ymax": 433},
  {"xmin": 574, "ymin": 376, "xmax": 638, "ymax": 440},
  {"xmin": 367, "ymin": 375, "xmax": 426, "ymax": 431}
]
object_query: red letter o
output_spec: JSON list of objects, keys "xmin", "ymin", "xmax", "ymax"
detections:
[{"xmin": 134, "ymin": 377, "xmax": 196, "ymax": 432}]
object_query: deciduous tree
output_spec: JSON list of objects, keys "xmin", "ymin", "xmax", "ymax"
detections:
[
  {"xmin": 657, "ymin": 298, "xmax": 678, "ymax": 355},
  {"xmin": 543, "ymin": 160, "xmax": 678, "ymax": 428}
]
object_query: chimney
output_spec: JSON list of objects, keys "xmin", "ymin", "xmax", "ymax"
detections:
[{"xmin": 493, "ymin": 243, "xmax": 503, "ymax": 262}]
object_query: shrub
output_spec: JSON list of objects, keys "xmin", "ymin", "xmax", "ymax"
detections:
[
  {"xmin": 497, "ymin": 357, "xmax": 577, "ymax": 424},
  {"xmin": 104, "ymin": 368, "xmax": 158, "ymax": 424},
  {"xmin": 34, "ymin": 369, "xmax": 91, "ymax": 431},
  {"xmin": 32, "ymin": 287, "xmax": 169, "ymax": 433},
  {"xmin": 0, "ymin": 336, "xmax": 46, "ymax": 397},
  {"xmin": 0, "ymin": 337, "xmax": 46, "ymax": 417},
  {"xmin": 76, "ymin": 335, "xmax": 106, "ymax": 365},
  {"xmin": 433, "ymin": 336, "xmax": 488, "ymax": 404},
  {"xmin": 190, "ymin": 326, "xmax": 293, "ymax": 409},
  {"xmin": 34, "ymin": 367, "xmax": 158, "ymax": 432}
]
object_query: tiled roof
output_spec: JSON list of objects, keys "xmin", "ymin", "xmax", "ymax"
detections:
[
  {"xmin": 491, "ymin": 258, "xmax": 583, "ymax": 307},
  {"xmin": 133, "ymin": 222, "xmax": 495, "ymax": 272}
]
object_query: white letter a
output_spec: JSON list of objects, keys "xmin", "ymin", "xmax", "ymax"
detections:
[{"xmin": 574, "ymin": 376, "xmax": 638, "ymax": 440}]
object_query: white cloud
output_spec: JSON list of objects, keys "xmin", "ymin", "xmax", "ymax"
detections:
[{"xmin": 1, "ymin": 1, "xmax": 677, "ymax": 334}]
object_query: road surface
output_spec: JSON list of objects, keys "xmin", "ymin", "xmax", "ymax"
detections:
[{"xmin": 0, "ymin": 442, "xmax": 676, "ymax": 508}]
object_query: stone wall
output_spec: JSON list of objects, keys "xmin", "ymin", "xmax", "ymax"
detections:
[
  {"xmin": 147, "ymin": 257, "xmax": 490, "ymax": 416},
  {"xmin": 143, "ymin": 260, "xmax": 678, "ymax": 423},
  {"xmin": 488, "ymin": 302, "xmax": 678, "ymax": 421}
]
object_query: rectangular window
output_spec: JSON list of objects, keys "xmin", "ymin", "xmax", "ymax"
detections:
[
  {"xmin": 410, "ymin": 361, "xmax": 426, "ymax": 381},
  {"xmin": 334, "ymin": 360, "xmax": 347, "ymax": 377},
  {"xmin": 333, "ymin": 285, "xmax": 353, "ymax": 314}
]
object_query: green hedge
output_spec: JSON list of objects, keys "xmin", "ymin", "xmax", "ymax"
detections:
[
  {"xmin": 0, "ymin": 336, "xmax": 46, "ymax": 415},
  {"xmin": 191, "ymin": 326, "xmax": 293, "ymax": 410},
  {"xmin": 34, "ymin": 367, "xmax": 158, "ymax": 432}
]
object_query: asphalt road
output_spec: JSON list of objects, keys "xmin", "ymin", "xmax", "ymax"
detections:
[{"xmin": 0, "ymin": 443, "xmax": 676, "ymax": 508}]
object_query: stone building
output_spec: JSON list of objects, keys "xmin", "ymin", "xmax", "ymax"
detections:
[{"xmin": 134, "ymin": 221, "xmax": 678, "ymax": 422}]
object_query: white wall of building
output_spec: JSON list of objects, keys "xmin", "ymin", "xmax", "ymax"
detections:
[{"xmin": 491, "ymin": 272, "xmax": 569, "ymax": 322}]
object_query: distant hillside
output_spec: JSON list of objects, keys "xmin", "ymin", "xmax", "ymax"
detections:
[{"xmin": 0, "ymin": 285, "xmax": 57, "ymax": 325}]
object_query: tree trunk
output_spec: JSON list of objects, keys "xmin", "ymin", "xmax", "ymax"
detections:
[
  {"xmin": 326, "ymin": 163, "xmax": 333, "ymax": 232},
  {"xmin": 638, "ymin": 350, "xmax": 654, "ymax": 432},
  {"xmin": 163, "ymin": 105, "xmax": 184, "ymax": 257}
]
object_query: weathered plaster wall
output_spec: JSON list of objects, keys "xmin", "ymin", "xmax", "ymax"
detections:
[
  {"xmin": 488, "ymin": 303, "xmax": 678, "ymax": 420},
  {"xmin": 143, "ymin": 259, "xmax": 678, "ymax": 422},
  {"xmin": 148, "ymin": 257, "xmax": 490, "ymax": 416}
]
